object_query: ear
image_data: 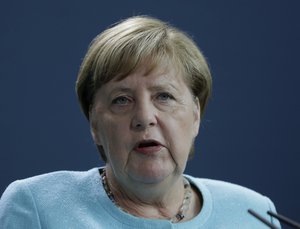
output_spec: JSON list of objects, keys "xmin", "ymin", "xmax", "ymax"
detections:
[
  {"xmin": 89, "ymin": 113, "xmax": 102, "ymax": 146},
  {"xmin": 90, "ymin": 126, "xmax": 101, "ymax": 146},
  {"xmin": 192, "ymin": 97, "xmax": 201, "ymax": 137}
]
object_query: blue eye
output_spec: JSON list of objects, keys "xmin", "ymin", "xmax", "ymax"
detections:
[
  {"xmin": 157, "ymin": 92, "xmax": 174, "ymax": 101},
  {"xmin": 112, "ymin": 96, "xmax": 130, "ymax": 105}
]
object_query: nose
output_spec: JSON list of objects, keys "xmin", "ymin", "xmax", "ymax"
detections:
[{"xmin": 131, "ymin": 100, "xmax": 157, "ymax": 130}]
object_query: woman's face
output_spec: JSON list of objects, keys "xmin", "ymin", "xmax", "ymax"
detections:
[{"xmin": 90, "ymin": 65, "xmax": 200, "ymax": 185}]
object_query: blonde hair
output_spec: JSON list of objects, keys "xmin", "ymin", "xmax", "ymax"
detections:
[{"xmin": 76, "ymin": 16, "xmax": 212, "ymax": 120}]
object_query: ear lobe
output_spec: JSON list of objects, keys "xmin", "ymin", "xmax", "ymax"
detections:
[
  {"xmin": 193, "ymin": 97, "xmax": 201, "ymax": 137},
  {"xmin": 90, "ymin": 124, "xmax": 101, "ymax": 146},
  {"xmin": 89, "ymin": 108, "xmax": 102, "ymax": 145}
]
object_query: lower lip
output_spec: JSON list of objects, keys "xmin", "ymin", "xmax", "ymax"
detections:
[{"xmin": 135, "ymin": 145, "xmax": 163, "ymax": 155}]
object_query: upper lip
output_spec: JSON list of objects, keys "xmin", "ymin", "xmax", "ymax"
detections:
[{"xmin": 134, "ymin": 139, "xmax": 163, "ymax": 149}]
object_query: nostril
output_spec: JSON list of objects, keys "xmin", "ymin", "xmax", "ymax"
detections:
[
  {"xmin": 131, "ymin": 112, "xmax": 157, "ymax": 129},
  {"xmin": 133, "ymin": 121, "xmax": 155, "ymax": 129},
  {"xmin": 149, "ymin": 122, "xmax": 155, "ymax": 126}
]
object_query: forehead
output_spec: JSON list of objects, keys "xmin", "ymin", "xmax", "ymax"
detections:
[
  {"xmin": 106, "ymin": 64, "xmax": 187, "ymax": 91},
  {"xmin": 107, "ymin": 55, "xmax": 186, "ymax": 82}
]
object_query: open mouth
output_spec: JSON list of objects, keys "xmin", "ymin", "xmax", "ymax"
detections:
[
  {"xmin": 137, "ymin": 140, "xmax": 159, "ymax": 148},
  {"xmin": 134, "ymin": 140, "xmax": 162, "ymax": 154}
]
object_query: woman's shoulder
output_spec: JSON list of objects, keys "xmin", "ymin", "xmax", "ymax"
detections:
[
  {"xmin": 187, "ymin": 175, "xmax": 266, "ymax": 198},
  {"xmin": 0, "ymin": 168, "xmax": 104, "ymax": 227},
  {"xmin": 185, "ymin": 175, "xmax": 276, "ymax": 213},
  {"xmin": 182, "ymin": 175, "xmax": 280, "ymax": 227},
  {"xmin": 1, "ymin": 168, "xmax": 100, "ymax": 203},
  {"xmin": 204, "ymin": 178, "xmax": 260, "ymax": 194},
  {"xmin": 9, "ymin": 167, "xmax": 98, "ymax": 187}
]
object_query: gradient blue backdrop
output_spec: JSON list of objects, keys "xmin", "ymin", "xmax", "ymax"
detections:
[{"xmin": 1, "ymin": 0, "xmax": 299, "ymax": 223}]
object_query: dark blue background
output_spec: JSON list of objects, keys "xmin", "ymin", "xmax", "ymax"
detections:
[{"xmin": 1, "ymin": 0, "xmax": 299, "ymax": 223}]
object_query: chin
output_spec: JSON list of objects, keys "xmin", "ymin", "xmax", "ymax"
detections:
[{"xmin": 129, "ymin": 166, "xmax": 174, "ymax": 185}]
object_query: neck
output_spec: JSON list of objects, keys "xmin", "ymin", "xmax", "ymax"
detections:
[{"xmin": 102, "ymin": 166, "xmax": 199, "ymax": 222}]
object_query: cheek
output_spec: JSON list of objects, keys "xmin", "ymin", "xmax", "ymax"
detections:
[
  {"xmin": 96, "ymin": 119, "xmax": 120, "ymax": 145},
  {"xmin": 163, "ymin": 113, "xmax": 196, "ymax": 151},
  {"xmin": 93, "ymin": 114, "xmax": 131, "ymax": 156},
  {"xmin": 177, "ymin": 108, "xmax": 197, "ymax": 133}
]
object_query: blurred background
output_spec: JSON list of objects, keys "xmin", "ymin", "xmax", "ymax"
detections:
[{"xmin": 1, "ymin": 0, "xmax": 299, "ymax": 224}]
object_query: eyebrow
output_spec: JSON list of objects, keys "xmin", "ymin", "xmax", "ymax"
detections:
[
  {"xmin": 108, "ymin": 81, "xmax": 181, "ymax": 96},
  {"xmin": 109, "ymin": 87, "xmax": 132, "ymax": 94},
  {"xmin": 148, "ymin": 84, "xmax": 180, "ymax": 93}
]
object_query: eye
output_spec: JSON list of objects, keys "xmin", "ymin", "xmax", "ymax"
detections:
[
  {"xmin": 112, "ymin": 96, "xmax": 131, "ymax": 105},
  {"xmin": 156, "ymin": 92, "xmax": 175, "ymax": 102}
]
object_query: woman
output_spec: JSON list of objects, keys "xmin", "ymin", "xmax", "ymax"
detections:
[{"xmin": 0, "ymin": 16, "xmax": 280, "ymax": 228}]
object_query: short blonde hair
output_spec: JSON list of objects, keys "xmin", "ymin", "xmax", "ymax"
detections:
[{"xmin": 76, "ymin": 16, "xmax": 212, "ymax": 120}]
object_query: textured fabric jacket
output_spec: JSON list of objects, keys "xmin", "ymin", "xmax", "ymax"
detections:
[{"xmin": 0, "ymin": 168, "xmax": 281, "ymax": 228}]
